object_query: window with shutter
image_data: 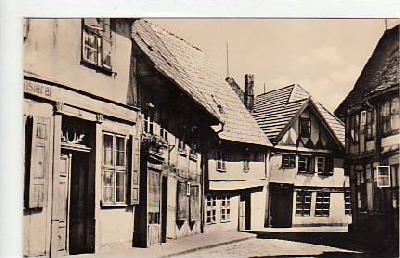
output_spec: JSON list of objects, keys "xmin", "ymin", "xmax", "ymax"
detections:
[
  {"xmin": 130, "ymin": 134, "xmax": 140, "ymax": 205},
  {"xmin": 28, "ymin": 116, "xmax": 51, "ymax": 208}
]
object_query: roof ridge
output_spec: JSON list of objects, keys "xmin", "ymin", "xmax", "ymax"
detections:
[
  {"xmin": 256, "ymin": 84, "xmax": 296, "ymax": 98},
  {"xmin": 142, "ymin": 19, "xmax": 203, "ymax": 52}
]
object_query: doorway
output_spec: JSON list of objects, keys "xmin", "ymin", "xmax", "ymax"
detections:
[
  {"xmin": 161, "ymin": 175, "xmax": 168, "ymax": 243},
  {"xmin": 66, "ymin": 149, "xmax": 95, "ymax": 255},
  {"xmin": 269, "ymin": 183, "xmax": 293, "ymax": 228},
  {"xmin": 239, "ymin": 192, "xmax": 251, "ymax": 231}
]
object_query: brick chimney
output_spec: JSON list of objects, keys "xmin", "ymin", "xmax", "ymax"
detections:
[{"xmin": 244, "ymin": 74, "xmax": 255, "ymax": 112}]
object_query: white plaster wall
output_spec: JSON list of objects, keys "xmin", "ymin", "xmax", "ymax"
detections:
[
  {"xmin": 250, "ymin": 187, "xmax": 267, "ymax": 230},
  {"xmin": 99, "ymin": 208, "xmax": 134, "ymax": 246}
]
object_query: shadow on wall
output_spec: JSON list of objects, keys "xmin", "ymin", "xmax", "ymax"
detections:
[{"xmin": 252, "ymin": 232, "xmax": 398, "ymax": 257}]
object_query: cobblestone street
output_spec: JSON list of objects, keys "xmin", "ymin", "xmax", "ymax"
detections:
[{"xmin": 176, "ymin": 232, "xmax": 394, "ymax": 258}]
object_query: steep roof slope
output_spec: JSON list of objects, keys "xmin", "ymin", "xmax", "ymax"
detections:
[
  {"xmin": 254, "ymin": 84, "xmax": 345, "ymax": 146},
  {"xmin": 132, "ymin": 20, "xmax": 271, "ymax": 146},
  {"xmin": 335, "ymin": 25, "xmax": 399, "ymax": 116}
]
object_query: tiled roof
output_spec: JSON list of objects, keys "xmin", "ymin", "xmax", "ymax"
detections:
[
  {"xmin": 254, "ymin": 84, "xmax": 345, "ymax": 146},
  {"xmin": 132, "ymin": 20, "xmax": 271, "ymax": 146},
  {"xmin": 335, "ymin": 25, "xmax": 399, "ymax": 116}
]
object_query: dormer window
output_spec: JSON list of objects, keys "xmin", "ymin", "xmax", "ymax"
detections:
[
  {"xmin": 299, "ymin": 116, "xmax": 311, "ymax": 138},
  {"xmin": 82, "ymin": 18, "xmax": 112, "ymax": 71}
]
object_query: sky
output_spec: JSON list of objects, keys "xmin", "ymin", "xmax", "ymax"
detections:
[{"xmin": 149, "ymin": 19, "xmax": 399, "ymax": 112}]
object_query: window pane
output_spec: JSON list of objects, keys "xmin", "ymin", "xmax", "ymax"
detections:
[
  {"xmin": 116, "ymin": 136, "xmax": 125, "ymax": 166},
  {"xmin": 103, "ymin": 134, "xmax": 113, "ymax": 166},
  {"xmin": 116, "ymin": 171, "xmax": 125, "ymax": 202}
]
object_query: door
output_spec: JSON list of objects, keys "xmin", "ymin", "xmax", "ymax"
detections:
[
  {"xmin": 68, "ymin": 151, "xmax": 95, "ymax": 255},
  {"xmin": 51, "ymin": 154, "xmax": 71, "ymax": 257},
  {"xmin": 147, "ymin": 169, "xmax": 161, "ymax": 246},
  {"xmin": 269, "ymin": 184, "xmax": 293, "ymax": 228},
  {"xmin": 239, "ymin": 192, "xmax": 251, "ymax": 231},
  {"xmin": 161, "ymin": 176, "xmax": 168, "ymax": 243}
]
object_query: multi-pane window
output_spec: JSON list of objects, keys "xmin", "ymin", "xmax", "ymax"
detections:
[
  {"xmin": 282, "ymin": 154, "xmax": 296, "ymax": 169},
  {"xmin": 216, "ymin": 150, "xmax": 226, "ymax": 171},
  {"xmin": 381, "ymin": 96, "xmax": 400, "ymax": 135},
  {"xmin": 206, "ymin": 195, "xmax": 217, "ymax": 224},
  {"xmin": 345, "ymin": 192, "xmax": 351, "ymax": 215},
  {"xmin": 102, "ymin": 133, "xmax": 127, "ymax": 205},
  {"xmin": 220, "ymin": 195, "xmax": 231, "ymax": 222},
  {"xmin": 376, "ymin": 166, "xmax": 391, "ymax": 188},
  {"xmin": 298, "ymin": 155, "xmax": 312, "ymax": 173},
  {"xmin": 317, "ymin": 156, "xmax": 334, "ymax": 175},
  {"xmin": 299, "ymin": 116, "xmax": 311, "ymax": 138},
  {"xmin": 82, "ymin": 18, "xmax": 112, "ymax": 69},
  {"xmin": 143, "ymin": 106, "xmax": 155, "ymax": 134},
  {"xmin": 315, "ymin": 192, "xmax": 330, "ymax": 217},
  {"xmin": 296, "ymin": 191, "xmax": 311, "ymax": 216}
]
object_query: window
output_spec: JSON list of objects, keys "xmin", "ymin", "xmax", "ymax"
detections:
[
  {"xmin": 365, "ymin": 110, "xmax": 375, "ymax": 140},
  {"xmin": 381, "ymin": 96, "xmax": 400, "ymax": 135},
  {"xmin": 282, "ymin": 154, "xmax": 296, "ymax": 169},
  {"xmin": 296, "ymin": 191, "xmax": 311, "ymax": 216},
  {"xmin": 315, "ymin": 192, "xmax": 330, "ymax": 217},
  {"xmin": 360, "ymin": 110, "xmax": 367, "ymax": 126},
  {"xmin": 299, "ymin": 116, "xmax": 311, "ymax": 138},
  {"xmin": 177, "ymin": 181, "xmax": 189, "ymax": 220},
  {"xmin": 148, "ymin": 170, "xmax": 160, "ymax": 223},
  {"xmin": 298, "ymin": 155, "xmax": 313, "ymax": 173},
  {"xmin": 349, "ymin": 114, "xmax": 360, "ymax": 143},
  {"xmin": 206, "ymin": 195, "xmax": 217, "ymax": 224},
  {"xmin": 243, "ymin": 152, "xmax": 250, "ymax": 173},
  {"xmin": 345, "ymin": 192, "xmax": 351, "ymax": 215},
  {"xmin": 376, "ymin": 166, "xmax": 391, "ymax": 188},
  {"xmin": 82, "ymin": 18, "xmax": 112, "ymax": 70},
  {"xmin": 143, "ymin": 106, "xmax": 155, "ymax": 134},
  {"xmin": 102, "ymin": 133, "xmax": 127, "ymax": 205},
  {"xmin": 220, "ymin": 195, "xmax": 231, "ymax": 222},
  {"xmin": 316, "ymin": 157, "xmax": 325, "ymax": 173},
  {"xmin": 216, "ymin": 150, "xmax": 226, "ymax": 171}
]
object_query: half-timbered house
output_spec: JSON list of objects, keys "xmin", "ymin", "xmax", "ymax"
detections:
[
  {"xmin": 253, "ymin": 84, "xmax": 351, "ymax": 228},
  {"xmin": 335, "ymin": 25, "xmax": 399, "ymax": 251},
  {"xmin": 23, "ymin": 18, "xmax": 141, "ymax": 257}
]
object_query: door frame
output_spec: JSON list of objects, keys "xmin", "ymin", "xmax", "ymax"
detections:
[{"xmin": 269, "ymin": 183, "xmax": 294, "ymax": 228}]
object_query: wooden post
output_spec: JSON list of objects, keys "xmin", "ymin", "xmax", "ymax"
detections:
[{"xmin": 94, "ymin": 122, "xmax": 103, "ymax": 252}]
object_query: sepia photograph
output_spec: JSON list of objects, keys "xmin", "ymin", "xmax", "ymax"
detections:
[{"xmin": 0, "ymin": 2, "xmax": 399, "ymax": 257}]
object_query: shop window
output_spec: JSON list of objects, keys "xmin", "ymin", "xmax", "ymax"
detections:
[
  {"xmin": 206, "ymin": 194, "xmax": 217, "ymax": 224},
  {"xmin": 148, "ymin": 170, "xmax": 160, "ymax": 223},
  {"xmin": 102, "ymin": 133, "xmax": 127, "ymax": 206},
  {"xmin": 345, "ymin": 192, "xmax": 352, "ymax": 215},
  {"xmin": 220, "ymin": 195, "xmax": 231, "ymax": 222},
  {"xmin": 298, "ymin": 155, "xmax": 313, "ymax": 173},
  {"xmin": 81, "ymin": 18, "xmax": 112, "ymax": 70},
  {"xmin": 282, "ymin": 154, "xmax": 296, "ymax": 169},
  {"xmin": 299, "ymin": 116, "xmax": 311, "ymax": 138},
  {"xmin": 381, "ymin": 96, "xmax": 400, "ymax": 136},
  {"xmin": 315, "ymin": 192, "xmax": 330, "ymax": 217},
  {"xmin": 216, "ymin": 150, "xmax": 226, "ymax": 172},
  {"xmin": 376, "ymin": 166, "xmax": 391, "ymax": 188},
  {"xmin": 296, "ymin": 191, "xmax": 311, "ymax": 216}
]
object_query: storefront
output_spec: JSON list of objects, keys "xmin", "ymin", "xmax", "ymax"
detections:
[{"xmin": 23, "ymin": 77, "xmax": 141, "ymax": 257}]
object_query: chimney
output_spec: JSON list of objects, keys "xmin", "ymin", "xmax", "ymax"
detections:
[{"xmin": 244, "ymin": 74, "xmax": 255, "ymax": 112}]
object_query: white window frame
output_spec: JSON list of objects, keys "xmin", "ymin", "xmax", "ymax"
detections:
[
  {"xmin": 315, "ymin": 192, "xmax": 331, "ymax": 217},
  {"xmin": 360, "ymin": 110, "xmax": 367, "ymax": 126},
  {"xmin": 206, "ymin": 194, "xmax": 217, "ymax": 224},
  {"xmin": 344, "ymin": 192, "xmax": 351, "ymax": 215},
  {"xmin": 102, "ymin": 132, "xmax": 128, "ymax": 206},
  {"xmin": 295, "ymin": 191, "xmax": 311, "ymax": 217},
  {"xmin": 282, "ymin": 154, "xmax": 296, "ymax": 169},
  {"xmin": 220, "ymin": 195, "xmax": 231, "ymax": 222},
  {"xmin": 376, "ymin": 166, "xmax": 391, "ymax": 188},
  {"xmin": 298, "ymin": 155, "xmax": 309, "ymax": 173}
]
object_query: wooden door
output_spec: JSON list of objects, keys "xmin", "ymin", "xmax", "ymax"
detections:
[
  {"xmin": 51, "ymin": 154, "xmax": 71, "ymax": 257},
  {"xmin": 147, "ymin": 169, "xmax": 161, "ymax": 247},
  {"xmin": 269, "ymin": 184, "xmax": 293, "ymax": 228}
]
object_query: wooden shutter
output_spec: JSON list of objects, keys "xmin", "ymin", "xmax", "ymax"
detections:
[
  {"xmin": 308, "ymin": 156, "xmax": 315, "ymax": 173},
  {"xmin": 130, "ymin": 122, "xmax": 141, "ymax": 205},
  {"xmin": 325, "ymin": 157, "xmax": 334, "ymax": 173},
  {"xmin": 102, "ymin": 19, "xmax": 112, "ymax": 69},
  {"xmin": 190, "ymin": 185, "xmax": 200, "ymax": 221},
  {"xmin": 177, "ymin": 181, "xmax": 188, "ymax": 220},
  {"xmin": 29, "ymin": 116, "xmax": 51, "ymax": 208}
]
